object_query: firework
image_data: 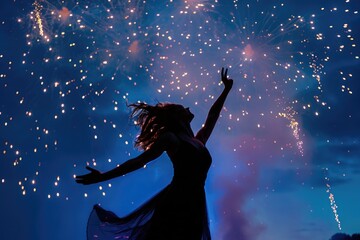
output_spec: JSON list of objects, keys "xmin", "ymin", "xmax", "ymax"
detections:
[
  {"xmin": 32, "ymin": 0, "xmax": 46, "ymax": 39},
  {"xmin": 278, "ymin": 107, "xmax": 304, "ymax": 155},
  {"xmin": 324, "ymin": 168, "xmax": 342, "ymax": 230}
]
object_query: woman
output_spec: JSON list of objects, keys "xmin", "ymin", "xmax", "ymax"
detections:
[{"xmin": 76, "ymin": 68, "xmax": 233, "ymax": 240}]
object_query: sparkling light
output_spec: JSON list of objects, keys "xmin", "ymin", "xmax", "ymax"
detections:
[
  {"xmin": 324, "ymin": 168, "xmax": 342, "ymax": 230},
  {"xmin": 1, "ymin": 1, "xmax": 358, "ymax": 235}
]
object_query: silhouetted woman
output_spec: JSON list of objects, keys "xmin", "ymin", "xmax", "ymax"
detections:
[{"xmin": 76, "ymin": 68, "xmax": 233, "ymax": 240}]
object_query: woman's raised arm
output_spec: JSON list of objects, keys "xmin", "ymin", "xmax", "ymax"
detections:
[{"xmin": 196, "ymin": 67, "xmax": 233, "ymax": 145}]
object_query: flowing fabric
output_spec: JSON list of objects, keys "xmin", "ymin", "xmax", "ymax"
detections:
[{"xmin": 87, "ymin": 139, "xmax": 212, "ymax": 240}]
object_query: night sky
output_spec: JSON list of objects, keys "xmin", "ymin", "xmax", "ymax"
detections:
[{"xmin": 1, "ymin": 0, "xmax": 359, "ymax": 239}]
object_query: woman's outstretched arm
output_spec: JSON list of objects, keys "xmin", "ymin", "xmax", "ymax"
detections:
[
  {"xmin": 76, "ymin": 132, "xmax": 178, "ymax": 185},
  {"xmin": 196, "ymin": 67, "xmax": 233, "ymax": 144}
]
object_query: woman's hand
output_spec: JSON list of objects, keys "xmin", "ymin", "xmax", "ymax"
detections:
[
  {"xmin": 76, "ymin": 166, "xmax": 102, "ymax": 185},
  {"xmin": 221, "ymin": 67, "xmax": 233, "ymax": 90}
]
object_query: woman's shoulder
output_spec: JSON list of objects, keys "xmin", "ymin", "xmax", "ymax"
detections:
[
  {"xmin": 156, "ymin": 131, "xmax": 181, "ymax": 155},
  {"xmin": 158, "ymin": 131, "xmax": 178, "ymax": 140},
  {"xmin": 157, "ymin": 131, "xmax": 180, "ymax": 146}
]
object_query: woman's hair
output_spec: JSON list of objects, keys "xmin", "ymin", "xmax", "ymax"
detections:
[{"xmin": 129, "ymin": 102, "xmax": 184, "ymax": 150}]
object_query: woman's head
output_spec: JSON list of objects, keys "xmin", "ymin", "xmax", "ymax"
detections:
[{"xmin": 129, "ymin": 102, "xmax": 194, "ymax": 150}]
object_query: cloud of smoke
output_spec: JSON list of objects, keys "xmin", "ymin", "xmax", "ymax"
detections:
[
  {"xmin": 212, "ymin": 118, "xmax": 306, "ymax": 240},
  {"xmin": 216, "ymin": 168, "xmax": 266, "ymax": 240}
]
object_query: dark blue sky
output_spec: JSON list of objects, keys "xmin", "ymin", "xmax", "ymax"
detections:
[{"xmin": 1, "ymin": 0, "xmax": 359, "ymax": 239}]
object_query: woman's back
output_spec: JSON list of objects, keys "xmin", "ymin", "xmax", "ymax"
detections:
[{"xmin": 170, "ymin": 137, "xmax": 212, "ymax": 188}]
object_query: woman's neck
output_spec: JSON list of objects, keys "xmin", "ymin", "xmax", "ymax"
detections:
[{"xmin": 176, "ymin": 122, "xmax": 194, "ymax": 138}]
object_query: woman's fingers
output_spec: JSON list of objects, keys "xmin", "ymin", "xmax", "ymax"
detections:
[
  {"xmin": 75, "ymin": 167, "xmax": 94, "ymax": 181},
  {"xmin": 75, "ymin": 174, "xmax": 91, "ymax": 184},
  {"xmin": 75, "ymin": 174, "xmax": 85, "ymax": 179},
  {"xmin": 75, "ymin": 178, "xmax": 82, "ymax": 183},
  {"xmin": 86, "ymin": 166, "xmax": 94, "ymax": 171},
  {"xmin": 221, "ymin": 67, "xmax": 229, "ymax": 80},
  {"xmin": 86, "ymin": 166, "xmax": 99, "ymax": 173},
  {"xmin": 75, "ymin": 176, "xmax": 85, "ymax": 183},
  {"xmin": 75, "ymin": 174, "xmax": 89, "ymax": 182}
]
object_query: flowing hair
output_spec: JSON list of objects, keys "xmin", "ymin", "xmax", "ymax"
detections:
[{"xmin": 129, "ymin": 102, "xmax": 184, "ymax": 150}]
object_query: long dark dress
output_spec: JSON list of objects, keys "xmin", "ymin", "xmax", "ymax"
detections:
[{"xmin": 87, "ymin": 139, "xmax": 212, "ymax": 240}]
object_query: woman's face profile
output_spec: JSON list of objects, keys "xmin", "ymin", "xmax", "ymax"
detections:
[{"xmin": 169, "ymin": 105, "xmax": 194, "ymax": 123}]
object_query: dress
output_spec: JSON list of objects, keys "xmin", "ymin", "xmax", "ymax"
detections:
[{"xmin": 87, "ymin": 138, "xmax": 212, "ymax": 240}]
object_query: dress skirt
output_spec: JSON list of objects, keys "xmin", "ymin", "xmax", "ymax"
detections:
[{"xmin": 87, "ymin": 183, "xmax": 211, "ymax": 240}]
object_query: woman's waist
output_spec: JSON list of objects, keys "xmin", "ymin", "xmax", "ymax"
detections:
[{"xmin": 170, "ymin": 175, "xmax": 206, "ymax": 187}]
